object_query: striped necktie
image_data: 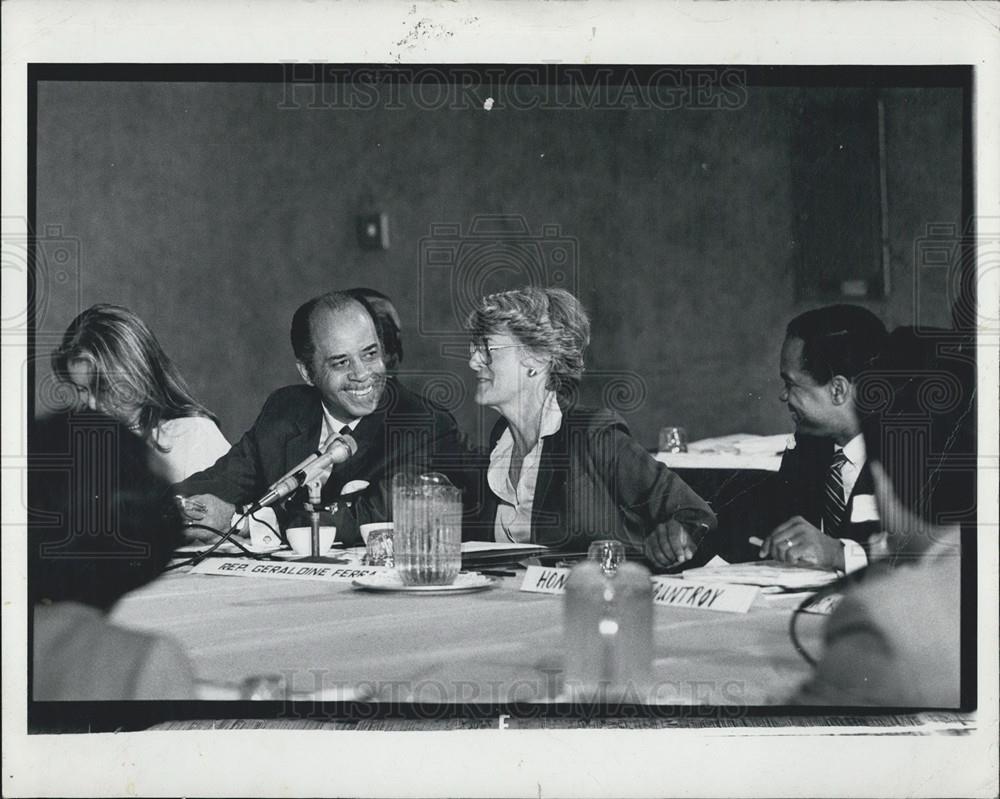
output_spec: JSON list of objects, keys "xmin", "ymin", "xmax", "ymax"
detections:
[{"xmin": 822, "ymin": 449, "xmax": 850, "ymax": 536}]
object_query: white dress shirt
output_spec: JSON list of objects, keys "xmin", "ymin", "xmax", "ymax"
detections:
[
  {"xmin": 319, "ymin": 404, "xmax": 361, "ymax": 448},
  {"xmin": 307, "ymin": 406, "xmax": 361, "ymax": 499},
  {"xmin": 829, "ymin": 433, "xmax": 873, "ymax": 574},
  {"xmin": 489, "ymin": 392, "xmax": 563, "ymax": 544}
]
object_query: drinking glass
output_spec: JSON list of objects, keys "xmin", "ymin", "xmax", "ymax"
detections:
[
  {"xmin": 587, "ymin": 539, "xmax": 626, "ymax": 576},
  {"xmin": 563, "ymin": 560, "xmax": 653, "ymax": 701},
  {"xmin": 365, "ymin": 528, "xmax": 395, "ymax": 567},
  {"xmin": 391, "ymin": 472, "xmax": 462, "ymax": 585},
  {"xmin": 240, "ymin": 673, "xmax": 288, "ymax": 700},
  {"xmin": 658, "ymin": 426, "xmax": 689, "ymax": 453}
]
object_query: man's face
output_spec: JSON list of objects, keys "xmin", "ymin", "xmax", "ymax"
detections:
[
  {"xmin": 297, "ymin": 304, "xmax": 386, "ymax": 419},
  {"xmin": 778, "ymin": 336, "xmax": 840, "ymax": 437}
]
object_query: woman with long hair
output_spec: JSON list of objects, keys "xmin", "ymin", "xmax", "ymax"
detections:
[{"xmin": 52, "ymin": 303, "xmax": 230, "ymax": 483}]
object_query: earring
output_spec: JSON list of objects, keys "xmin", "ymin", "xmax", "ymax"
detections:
[{"xmin": 527, "ymin": 368, "xmax": 537, "ymax": 378}]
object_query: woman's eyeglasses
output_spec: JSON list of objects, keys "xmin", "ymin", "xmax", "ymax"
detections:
[{"xmin": 469, "ymin": 342, "xmax": 522, "ymax": 364}]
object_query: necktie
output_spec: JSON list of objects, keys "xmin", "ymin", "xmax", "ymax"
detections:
[
  {"xmin": 822, "ymin": 449, "xmax": 849, "ymax": 536},
  {"xmin": 318, "ymin": 425, "xmax": 355, "ymax": 501},
  {"xmin": 327, "ymin": 425, "xmax": 354, "ymax": 469},
  {"xmin": 324, "ymin": 423, "xmax": 353, "ymax": 447}
]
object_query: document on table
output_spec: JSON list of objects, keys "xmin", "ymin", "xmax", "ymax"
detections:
[
  {"xmin": 460, "ymin": 540, "xmax": 551, "ymax": 567},
  {"xmin": 681, "ymin": 556, "xmax": 840, "ymax": 591},
  {"xmin": 461, "ymin": 541, "xmax": 549, "ymax": 553},
  {"xmin": 687, "ymin": 433, "xmax": 793, "ymax": 455},
  {"xmin": 655, "ymin": 433, "xmax": 791, "ymax": 471}
]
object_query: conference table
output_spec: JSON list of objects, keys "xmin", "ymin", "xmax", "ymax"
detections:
[{"xmin": 111, "ymin": 551, "xmax": 826, "ymax": 707}]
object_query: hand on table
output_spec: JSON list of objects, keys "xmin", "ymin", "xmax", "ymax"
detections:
[
  {"xmin": 644, "ymin": 519, "xmax": 699, "ymax": 570},
  {"xmin": 759, "ymin": 516, "xmax": 844, "ymax": 570},
  {"xmin": 175, "ymin": 493, "xmax": 236, "ymax": 543}
]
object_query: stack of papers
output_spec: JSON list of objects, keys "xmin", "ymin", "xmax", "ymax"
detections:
[
  {"xmin": 460, "ymin": 541, "xmax": 548, "ymax": 554},
  {"xmin": 460, "ymin": 540, "xmax": 550, "ymax": 567},
  {"xmin": 681, "ymin": 558, "xmax": 841, "ymax": 592},
  {"xmin": 656, "ymin": 433, "xmax": 791, "ymax": 472},
  {"xmin": 687, "ymin": 433, "xmax": 793, "ymax": 456}
]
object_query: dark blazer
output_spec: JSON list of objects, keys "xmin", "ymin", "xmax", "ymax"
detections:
[
  {"xmin": 713, "ymin": 433, "xmax": 881, "ymax": 562},
  {"xmin": 177, "ymin": 379, "xmax": 465, "ymax": 545},
  {"xmin": 466, "ymin": 404, "xmax": 716, "ymax": 556}
]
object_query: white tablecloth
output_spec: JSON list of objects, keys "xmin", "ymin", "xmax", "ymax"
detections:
[{"xmin": 656, "ymin": 433, "xmax": 791, "ymax": 472}]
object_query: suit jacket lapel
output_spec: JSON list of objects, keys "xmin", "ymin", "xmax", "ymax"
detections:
[
  {"xmin": 326, "ymin": 401, "xmax": 385, "ymax": 495},
  {"xmin": 283, "ymin": 393, "xmax": 324, "ymax": 484},
  {"xmin": 850, "ymin": 459, "xmax": 875, "ymax": 499},
  {"xmin": 482, "ymin": 412, "xmax": 565, "ymax": 545},
  {"xmin": 804, "ymin": 436, "xmax": 834, "ymax": 529},
  {"xmin": 344, "ymin": 410, "xmax": 379, "ymax": 467},
  {"xmin": 531, "ymin": 429, "xmax": 565, "ymax": 544},
  {"xmin": 841, "ymin": 458, "xmax": 876, "ymax": 532}
]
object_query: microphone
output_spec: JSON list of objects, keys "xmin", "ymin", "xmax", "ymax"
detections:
[{"xmin": 249, "ymin": 434, "xmax": 358, "ymax": 512}]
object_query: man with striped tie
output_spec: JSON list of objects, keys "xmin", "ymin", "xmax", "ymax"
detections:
[{"xmin": 756, "ymin": 305, "xmax": 889, "ymax": 573}]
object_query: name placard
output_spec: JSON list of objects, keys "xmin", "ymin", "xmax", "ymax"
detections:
[
  {"xmin": 520, "ymin": 565, "xmax": 572, "ymax": 594},
  {"xmin": 190, "ymin": 557, "xmax": 386, "ymax": 583},
  {"xmin": 650, "ymin": 577, "xmax": 758, "ymax": 614},
  {"xmin": 519, "ymin": 567, "xmax": 759, "ymax": 613}
]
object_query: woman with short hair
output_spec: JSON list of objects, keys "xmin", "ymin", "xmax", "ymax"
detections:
[{"xmin": 467, "ymin": 286, "xmax": 715, "ymax": 568}]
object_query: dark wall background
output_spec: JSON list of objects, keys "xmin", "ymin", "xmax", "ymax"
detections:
[{"xmin": 32, "ymin": 80, "xmax": 964, "ymax": 448}]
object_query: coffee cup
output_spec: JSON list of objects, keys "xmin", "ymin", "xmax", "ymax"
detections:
[{"xmin": 285, "ymin": 526, "xmax": 337, "ymax": 557}]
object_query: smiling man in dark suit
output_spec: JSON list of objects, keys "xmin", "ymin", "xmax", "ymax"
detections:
[
  {"xmin": 176, "ymin": 291, "xmax": 464, "ymax": 544},
  {"xmin": 747, "ymin": 305, "xmax": 889, "ymax": 572}
]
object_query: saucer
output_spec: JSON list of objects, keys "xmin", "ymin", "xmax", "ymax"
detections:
[
  {"xmin": 268, "ymin": 548, "xmax": 348, "ymax": 561},
  {"xmin": 351, "ymin": 570, "xmax": 495, "ymax": 594}
]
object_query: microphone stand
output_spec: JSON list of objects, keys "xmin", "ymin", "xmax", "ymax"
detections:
[{"xmin": 307, "ymin": 480, "xmax": 323, "ymax": 559}]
